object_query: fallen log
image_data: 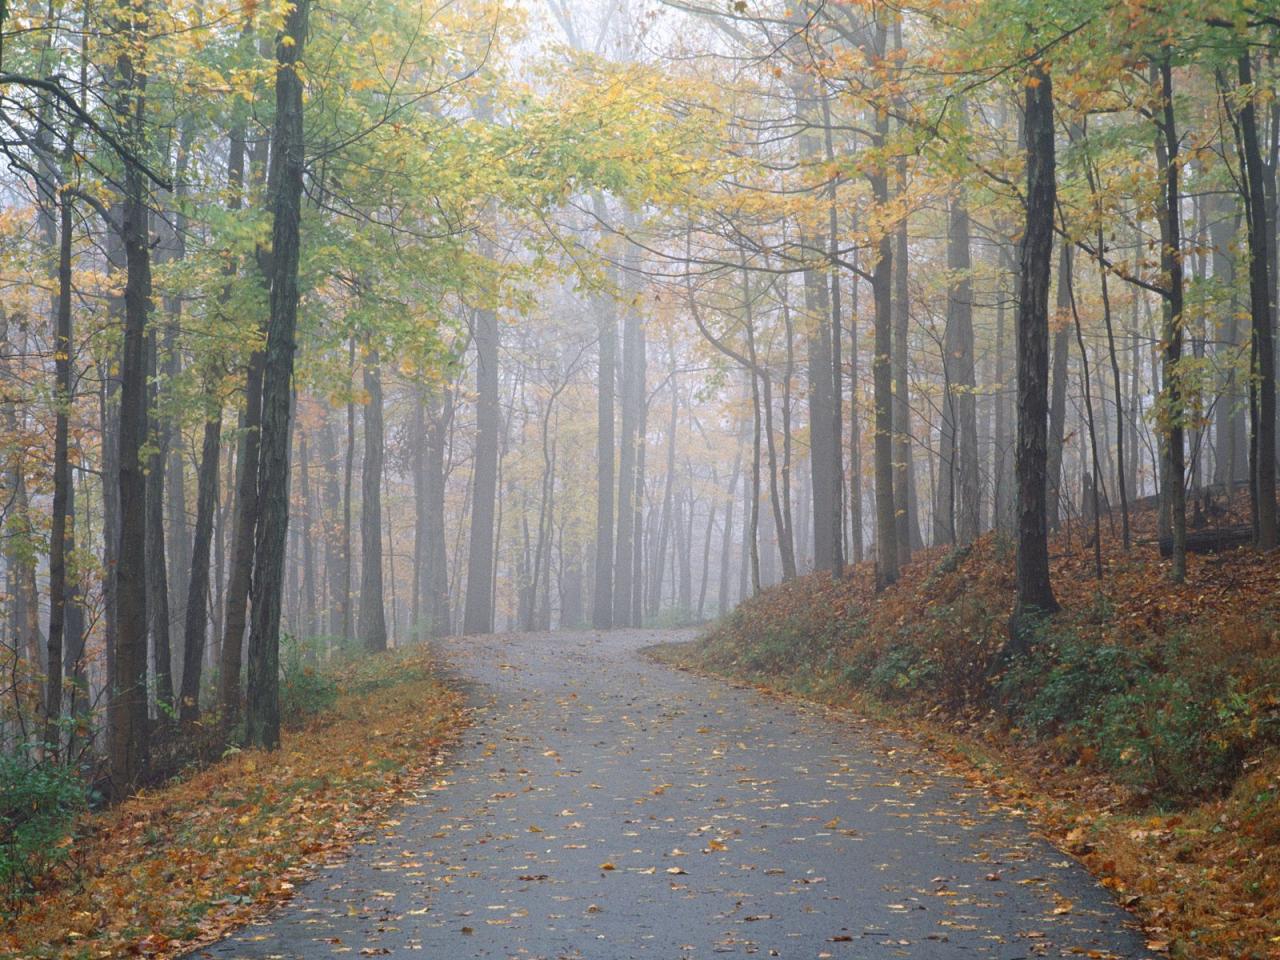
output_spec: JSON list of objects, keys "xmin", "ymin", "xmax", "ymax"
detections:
[{"xmin": 1158, "ymin": 524, "xmax": 1254, "ymax": 558}]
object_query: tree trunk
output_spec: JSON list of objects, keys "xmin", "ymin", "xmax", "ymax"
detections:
[
  {"xmin": 697, "ymin": 473, "xmax": 717, "ymax": 620},
  {"xmin": 630, "ymin": 338, "xmax": 647, "ymax": 626},
  {"xmin": 218, "ymin": 351, "xmax": 265, "ymax": 733},
  {"xmin": 179, "ymin": 402, "xmax": 221, "ymax": 722},
  {"xmin": 718, "ymin": 446, "xmax": 741, "ymax": 616},
  {"xmin": 847, "ymin": 246, "xmax": 863, "ymax": 561},
  {"xmin": 298, "ymin": 427, "xmax": 317, "ymax": 641},
  {"xmin": 1238, "ymin": 51, "xmax": 1277, "ymax": 549},
  {"xmin": 359, "ymin": 351, "xmax": 388, "ymax": 651},
  {"xmin": 614, "ymin": 288, "xmax": 642, "ymax": 627},
  {"xmin": 425, "ymin": 388, "xmax": 453, "ymax": 636},
  {"xmin": 1210, "ymin": 198, "xmax": 1245, "ymax": 489},
  {"xmin": 43, "ymin": 181, "xmax": 75, "ymax": 754},
  {"xmin": 1155, "ymin": 55, "xmax": 1188, "ymax": 581},
  {"xmin": 1010, "ymin": 62, "xmax": 1060, "ymax": 642},
  {"xmin": 1046, "ymin": 242, "xmax": 1072, "ymax": 532},
  {"xmin": 463, "ymin": 301, "xmax": 500, "ymax": 635},
  {"xmin": 145, "ymin": 325, "xmax": 175, "ymax": 714},
  {"xmin": 950, "ymin": 188, "xmax": 980, "ymax": 544},
  {"xmin": 592, "ymin": 202, "xmax": 616, "ymax": 630},
  {"xmin": 867, "ymin": 17, "xmax": 898, "ymax": 588},
  {"xmin": 892, "ymin": 192, "xmax": 920, "ymax": 559},
  {"xmin": 993, "ymin": 270, "xmax": 1013, "ymax": 532},
  {"xmin": 110, "ymin": 87, "xmax": 153, "ymax": 796},
  {"xmin": 342, "ymin": 340, "xmax": 356, "ymax": 640},
  {"xmin": 244, "ymin": 0, "xmax": 310, "ymax": 750},
  {"xmin": 318, "ymin": 417, "xmax": 347, "ymax": 639}
]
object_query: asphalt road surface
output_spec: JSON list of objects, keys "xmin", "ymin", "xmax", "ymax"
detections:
[{"xmin": 195, "ymin": 628, "xmax": 1153, "ymax": 960}]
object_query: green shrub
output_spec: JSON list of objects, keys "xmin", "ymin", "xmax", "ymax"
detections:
[
  {"xmin": 0, "ymin": 753, "xmax": 86, "ymax": 911},
  {"xmin": 868, "ymin": 643, "xmax": 940, "ymax": 700},
  {"xmin": 279, "ymin": 634, "xmax": 339, "ymax": 727},
  {"xmin": 1003, "ymin": 631, "xmax": 1145, "ymax": 737},
  {"xmin": 996, "ymin": 626, "xmax": 1280, "ymax": 801},
  {"xmin": 1094, "ymin": 670, "xmax": 1280, "ymax": 801},
  {"xmin": 1094, "ymin": 674, "xmax": 1232, "ymax": 799}
]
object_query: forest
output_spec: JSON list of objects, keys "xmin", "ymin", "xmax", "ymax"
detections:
[{"xmin": 1, "ymin": 0, "xmax": 1278, "ymax": 958}]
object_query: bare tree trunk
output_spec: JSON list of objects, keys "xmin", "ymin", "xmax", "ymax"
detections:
[
  {"xmin": 299, "ymin": 427, "xmax": 317, "ymax": 640},
  {"xmin": 463, "ymin": 301, "xmax": 500, "ymax": 635},
  {"xmin": 1210, "ymin": 198, "xmax": 1245, "ymax": 489},
  {"xmin": 43, "ymin": 180, "xmax": 75, "ymax": 754},
  {"xmin": 867, "ymin": 17, "xmax": 898, "ymax": 587},
  {"xmin": 179, "ymin": 399, "xmax": 221, "ymax": 722},
  {"xmin": 649, "ymin": 377, "xmax": 679, "ymax": 615},
  {"xmin": 951, "ymin": 189, "xmax": 981, "ymax": 544},
  {"xmin": 592, "ymin": 203, "xmax": 616, "ymax": 630},
  {"xmin": 804, "ymin": 250, "xmax": 838, "ymax": 574},
  {"xmin": 993, "ymin": 270, "xmax": 1013, "ymax": 532},
  {"xmin": 244, "ymin": 0, "xmax": 310, "ymax": 750},
  {"xmin": 145, "ymin": 325, "xmax": 175, "ymax": 714},
  {"xmin": 630, "ymin": 343, "xmax": 647, "ymax": 626},
  {"xmin": 718, "ymin": 445, "xmax": 741, "ymax": 616},
  {"xmin": 1010, "ymin": 62, "xmax": 1060, "ymax": 643},
  {"xmin": 218, "ymin": 354, "xmax": 265, "ymax": 733},
  {"xmin": 614, "ymin": 283, "xmax": 642, "ymax": 626},
  {"xmin": 1155, "ymin": 55, "xmax": 1187, "ymax": 581},
  {"xmin": 1237, "ymin": 51, "xmax": 1277, "ymax": 549},
  {"xmin": 1046, "ymin": 242, "xmax": 1072, "ymax": 532},
  {"xmin": 111, "ymin": 92, "xmax": 153, "ymax": 795},
  {"xmin": 892, "ymin": 193, "xmax": 920, "ymax": 560},
  {"xmin": 847, "ymin": 246, "xmax": 863, "ymax": 562},
  {"xmin": 359, "ymin": 351, "xmax": 388, "ymax": 651},
  {"xmin": 677, "ymin": 488, "xmax": 693, "ymax": 613},
  {"xmin": 342, "ymin": 341, "xmax": 356, "ymax": 639},
  {"xmin": 1068, "ymin": 270, "xmax": 1105, "ymax": 579},
  {"xmin": 697, "ymin": 470, "xmax": 717, "ymax": 620},
  {"xmin": 426, "ymin": 388, "xmax": 453, "ymax": 636},
  {"xmin": 823, "ymin": 92, "xmax": 846, "ymax": 576}
]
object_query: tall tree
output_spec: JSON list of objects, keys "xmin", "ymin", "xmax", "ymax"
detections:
[
  {"xmin": 42, "ymin": 170, "xmax": 74, "ymax": 754},
  {"xmin": 359, "ymin": 350, "xmax": 388, "ymax": 651},
  {"xmin": 178, "ymin": 387, "xmax": 222, "ymax": 722},
  {"xmin": 244, "ymin": 0, "xmax": 310, "ymax": 750},
  {"xmin": 592, "ymin": 253, "xmax": 617, "ymax": 630},
  {"xmin": 1045, "ymin": 242, "xmax": 1072, "ymax": 531},
  {"xmin": 1233, "ymin": 49, "xmax": 1276, "ymax": 549},
  {"xmin": 1010, "ymin": 62, "xmax": 1060, "ymax": 642},
  {"xmin": 463, "ymin": 297, "xmax": 500, "ymax": 635},
  {"xmin": 1154, "ymin": 53, "xmax": 1188, "ymax": 582}
]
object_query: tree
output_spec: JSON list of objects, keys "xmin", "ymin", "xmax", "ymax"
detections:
[
  {"xmin": 592, "ymin": 241, "xmax": 617, "ymax": 629},
  {"xmin": 463, "ymin": 298, "xmax": 500, "ymax": 635},
  {"xmin": 1010, "ymin": 61, "xmax": 1060, "ymax": 642},
  {"xmin": 245, "ymin": 0, "xmax": 311, "ymax": 750},
  {"xmin": 1231, "ymin": 49, "xmax": 1276, "ymax": 549},
  {"xmin": 359, "ymin": 348, "xmax": 388, "ymax": 651},
  {"xmin": 1153, "ymin": 53, "xmax": 1188, "ymax": 582},
  {"xmin": 108, "ymin": 8, "xmax": 155, "ymax": 797}
]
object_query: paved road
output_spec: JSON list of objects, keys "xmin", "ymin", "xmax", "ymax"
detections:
[{"xmin": 197, "ymin": 629, "xmax": 1152, "ymax": 959}]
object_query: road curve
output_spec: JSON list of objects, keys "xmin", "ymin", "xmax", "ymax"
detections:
[{"xmin": 195, "ymin": 628, "xmax": 1152, "ymax": 960}]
